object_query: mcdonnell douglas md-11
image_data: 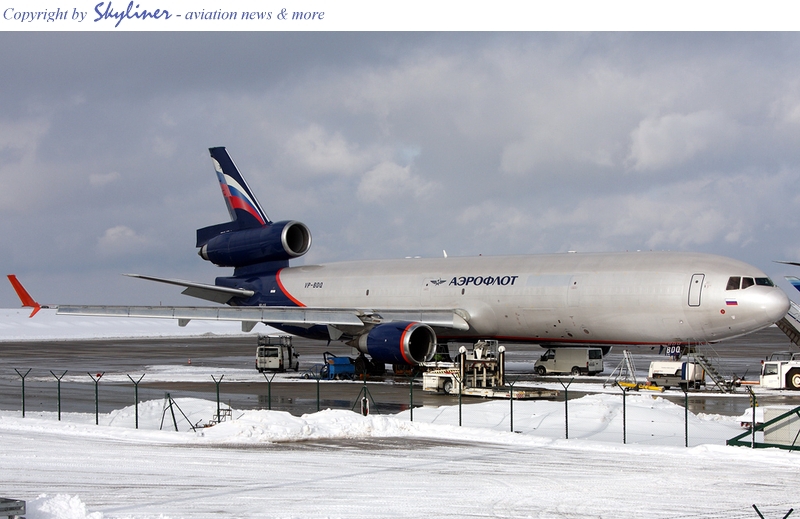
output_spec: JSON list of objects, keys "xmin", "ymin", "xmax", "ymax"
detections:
[{"xmin": 29, "ymin": 147, "xmax": 792, "ymax": 368}]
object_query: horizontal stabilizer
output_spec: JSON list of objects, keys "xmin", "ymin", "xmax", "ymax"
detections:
[{"xmin": 123, "ymin": 274, "xmax": 255, "ymax": 304}]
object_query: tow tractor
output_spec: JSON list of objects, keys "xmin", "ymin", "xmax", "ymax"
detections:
[
  {"xmin": 422, "ymin": 340, "xmax": 557, "ymax": 399},
  {"xmin": 760, "ymin": 351, "xmax": 800, "ymax": 390}
]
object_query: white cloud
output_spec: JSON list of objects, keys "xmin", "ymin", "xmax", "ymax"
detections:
[
  {"xmin": 0, "ymin": 117, "xmax": 50, "ymax": 210},
  {"xmin": 626, "ymin": 111, "xmax": 737, "ymax": 171},
  {"xmin": 96, "ymin": 225, "xmax": 149, "ymax": 256},
  {"xmin": 284, "ymin": 124, "xmax": 370, "ymax": 175},
  {"xmin": 356, "ymin": 161, "xmax": 438, "ymax": 204},
  {"xmin": 89, "ymin": 171, "xmax": 121, "ymax": 187}
]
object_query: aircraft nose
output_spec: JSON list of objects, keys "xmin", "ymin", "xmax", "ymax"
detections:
[{"xmin": 756, "ymin": 287, "xmax": 791, "ymax": 323}]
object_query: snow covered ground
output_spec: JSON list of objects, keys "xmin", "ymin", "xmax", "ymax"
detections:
[
  {"xmin": 1, "ymin": 309, "xmax": 798, "ymax": 518},
  {"xmin": 0, "ymin": 308, "xmax": 263, "ymax": 341},
  {"xmin": 1, "ymin": 394, "xmax": 797, "ymax": 519}
]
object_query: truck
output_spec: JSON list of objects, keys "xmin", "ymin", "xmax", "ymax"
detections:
[
  {"xmin": 760, "ymin": 352, "xmax": 800, "ymax": 390},
  {"xmin": 255, "ymin": 335, "xmax": 299, "ymax": 373},
  {"xmin": 534, "ymin": 347, "xmax": 604, "ymax": 376},
  {"xmin": 647, "ymin": 361, "xmax": 705, "ymax": 390}
]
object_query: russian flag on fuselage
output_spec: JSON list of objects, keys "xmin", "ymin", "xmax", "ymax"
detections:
[{"xmin": 209, "ymin": 147, "xmax": 269, "ymax": 229}]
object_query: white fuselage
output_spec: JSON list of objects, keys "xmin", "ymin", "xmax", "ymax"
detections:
[{"xmin": 275, "ymin": 251, "xmax": 789, "ymax": 346}]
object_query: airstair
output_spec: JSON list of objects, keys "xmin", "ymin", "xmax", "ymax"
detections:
[
  {"xmin": 686, "ymin": 344, "xmax": 737, "ymax": 393},
  {"xmin": 776, "ymin": 300, "xmax": 800, "ymax": 347},
  {"xmin": 603, "ymin": 350, "xmax": 638, "ymax": 387}
]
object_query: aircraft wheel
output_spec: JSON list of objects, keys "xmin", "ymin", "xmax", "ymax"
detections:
[
  {"xmin": 786, "ymin": 368, "xmax": 800, "ymax": 390},
  {"xmin": 443, "ymin": 380, "xmax": 453, "ymax": 394},
  {"xmin": 535, "ymin": 366, "xmax": 546, "ymax": 376},
  {"xmin": 571, "ymin": 366, "xmax": 581, "ymax": 376}
]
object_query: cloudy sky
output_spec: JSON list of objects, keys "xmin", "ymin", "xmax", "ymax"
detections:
[{"xmin": 3, "ymin": 32, "xmax": 800, "ymax": 307}]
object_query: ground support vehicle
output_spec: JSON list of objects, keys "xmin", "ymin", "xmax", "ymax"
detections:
[
  {"xmin": 255, "ymin": 335, "xmax": 299, "ymax": 372},
  {"xmin": 760, "ymin": 352, "xmax": 800, "ymax": 390},
  {"xmin": 0, "ymin": 498, "xmax": 25, "ymax": 519},
  {"xmin": 320, "ymin": 352, "xmax": 356, "ymax": 380},
  {"xmin": 422, "ymin": 341, "xmax": 558, "ymax": 399},
  {"xmin": 534, "ymin": 347, "xmax": 604, "ymax": 376},
  {"xmin": 647, "ymin": 360, "xmax": 705, "ymax": 390}
]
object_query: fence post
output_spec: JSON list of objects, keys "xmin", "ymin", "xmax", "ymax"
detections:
[
  {"xmin": 558, "ymin": 378, "xmax": 574, "ymax": 439},
  {"xmin": 408, "ymin": 372, "xmax": 416, "ymax": 422},
  {"xmin": 683, "ymin": 387, "xmax": 689, "ymax": 447},
  {"xmin": 88, "ymin": 372, "xmax": 104, "ymax": 425},
  {"xmin": 506, "ymin": 376, "xmax": 519, "ymax": 433},
  {"xmin": 263, "ymin": 372, "xmax": 276, "ymax": 410},
  {"xmin": 748, "ymin": 386, "xmax": 757, "ymax": 449},
  {"xmin": 127, "ymin": 374, "xmax": 145, "ymax": 429},
  {"xmin": 620, "ymin": 385, "xmax": 628, "ymax": 444},
  {"xmin": 211, "ymin": 375, "xmax": 224, "ymax": 422},
  {"xmin": 50, "ymin": 370, "xmax": 68, "ymax": 421},
  {"xmin": 14, "ymin": 368, "xmax": 32, "ymax": 417}
]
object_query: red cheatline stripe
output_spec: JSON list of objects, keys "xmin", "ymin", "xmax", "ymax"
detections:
[{"xmin": 276, "ymin": 269, "xmax": 305, "ymax": 307}]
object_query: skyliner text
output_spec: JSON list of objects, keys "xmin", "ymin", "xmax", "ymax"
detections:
[{"xmin": 93, "ymin": 1, "xmax": 171, "ymax": 27}]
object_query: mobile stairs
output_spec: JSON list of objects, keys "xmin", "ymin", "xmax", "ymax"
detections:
[{"xmin": 685, "ymin": 344, "xmax": 738, "ymax": 393}]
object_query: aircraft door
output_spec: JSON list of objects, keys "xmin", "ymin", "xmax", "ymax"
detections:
[{"xmin": 688, "ymin": 274, "xmax": 704, "ymax": 307}]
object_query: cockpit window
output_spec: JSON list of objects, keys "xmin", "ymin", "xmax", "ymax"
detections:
[
  {"xmin": 741, "ymin": 277, "xmax": 755, "ymax": 289},
  {"xmin": 726, "ymin": 277, "xmax": 741, "ymax": 290},
  {"xmin": 755, "ymin": 277, "xmax": 775, "ymax": 287}
]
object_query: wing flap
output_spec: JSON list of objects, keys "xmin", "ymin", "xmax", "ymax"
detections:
[
  {"xmin": 57, "ymin": 305, "xmax": 365, "ymax": 327},
  {"xmin": 55, "ymin": 305, "xmax": 471, "ymax": 330}
]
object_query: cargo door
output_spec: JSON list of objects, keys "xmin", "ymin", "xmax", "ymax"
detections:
[{"xmin": 688, "ymin": 274, "xmax": 704, "ymax": 307}]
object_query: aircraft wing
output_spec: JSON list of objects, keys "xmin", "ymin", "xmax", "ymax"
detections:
[{"xmin": 55, "ymin": 305, "xmax": 471, "ymax": 333}]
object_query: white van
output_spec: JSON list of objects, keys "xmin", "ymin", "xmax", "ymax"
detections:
[
  {"xmin": 534, "ymin": 348, "xmax": 604, "ymax": 376},
  {"xmin": 255, "ymin": 335, "xmax": 299, "ymax": 373}
]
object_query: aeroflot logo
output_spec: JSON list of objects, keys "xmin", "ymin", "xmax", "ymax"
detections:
[{"xmin": 448, "ymin": 275, "xmax": 519, "ymax": 287}]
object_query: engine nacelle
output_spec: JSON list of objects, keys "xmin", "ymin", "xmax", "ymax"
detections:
[
  {"xmin": 354, "ymin": 322, "xmax": 437, "ymax": 365},
  {"xmin": 198, "ymin": 220, "xmax": 311, "ymax": 268}
]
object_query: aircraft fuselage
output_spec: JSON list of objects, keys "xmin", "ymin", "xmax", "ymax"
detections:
[{"xmin": 247, "ymin": 251, "xmax": 789, "ymax": 346}]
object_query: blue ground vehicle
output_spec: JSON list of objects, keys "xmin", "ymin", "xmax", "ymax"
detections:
[{"xmin": 320, "ymin": 352, "xmax": 356, "ymax": 380}]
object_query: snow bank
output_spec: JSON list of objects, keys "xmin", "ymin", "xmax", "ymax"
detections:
[
  {"xmin": 26, "ymin": 494, "xmax": 102, "ymax": 519},
  {"xmin": 0, "ymin": 308, "xmax": 274, "ymax": 341}
]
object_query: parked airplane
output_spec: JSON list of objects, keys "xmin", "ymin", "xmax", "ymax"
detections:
[{"xmin": 19, "ymin": 147, "xmax": 791, "ymax": 367}]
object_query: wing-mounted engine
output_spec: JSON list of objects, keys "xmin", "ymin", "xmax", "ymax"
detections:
[
  {"xmin": 351, "ymin": 321, "xmax": 437, "ymax": 365},
  {"xmin": 198, "ymin": 220, "xmax": 311, "ymax": 268}
]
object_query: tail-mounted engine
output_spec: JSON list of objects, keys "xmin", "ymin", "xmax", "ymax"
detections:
[
  {"xmin": 198, "ymin": 220, "xmax": 311, "ymax": 268},
  {"xmin": 352, "ymin": 322, "xmax": 437, "ymax": 365}
]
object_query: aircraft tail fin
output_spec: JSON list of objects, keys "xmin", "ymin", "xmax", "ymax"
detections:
[
  {"xmin": 7, "ymin": 275, "xmax": 42, "ymax": 317},
  {"xmin": 209, "ymin": 147, "xmax": 270, "ymax": 229}
]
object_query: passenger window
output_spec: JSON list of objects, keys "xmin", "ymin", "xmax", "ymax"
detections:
[
  {"xmin": 741, "ymin": 277, "xmax": 755, "ymax": 289},
  {"xmin": 755, "ymin": 277, "xmax": 775, "ymax": 287},
  {"xmin": 726, "ymin": 277, "xmax": 740, "ymax": 290}
]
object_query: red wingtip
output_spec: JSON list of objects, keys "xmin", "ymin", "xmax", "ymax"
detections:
[{"xmin": 6, "ymin": 275, "xmax": 42, "ymax": 318}]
